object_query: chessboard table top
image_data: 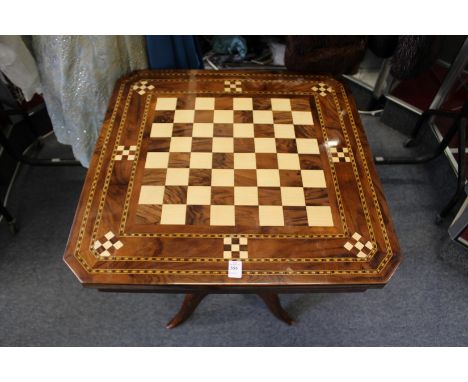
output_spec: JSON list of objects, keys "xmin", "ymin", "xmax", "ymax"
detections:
[{"xmin": 64, "ymin": 70, "xmax": 400, "ymax": 291}]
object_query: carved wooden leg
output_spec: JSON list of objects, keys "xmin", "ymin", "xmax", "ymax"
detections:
[
  {"xmin": 166, "ymin": 293, "xmax": 208, "ymax": 329},
  {"xmin": 257, "ymin": 293, "xmax": 295, "ymax": 325}
]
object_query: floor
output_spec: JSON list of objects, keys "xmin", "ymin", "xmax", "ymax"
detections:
[{"xmin": 0, "ymin": 115, "xmax": 467, "ymax": 346}]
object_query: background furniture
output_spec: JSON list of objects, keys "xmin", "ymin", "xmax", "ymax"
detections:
[
  {"xmin": 448, "ymin": 183, "xmax": 468, "ymax": 247},
  {"xmin": 375, "ymin": 102, "xmax": 467, "ymax": 222},
  {"xmin": 0, "ymin": 100, "xmax": 80, "ymax": 233}
]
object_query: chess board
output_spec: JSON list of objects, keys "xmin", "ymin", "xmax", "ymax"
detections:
[
  {"xmin": 136, "ymin": 95, "xmax": 333, "ymax": 231},
  {"xmin": 64, "ymin": 70, "xmax": 400, "ymax": 289}
]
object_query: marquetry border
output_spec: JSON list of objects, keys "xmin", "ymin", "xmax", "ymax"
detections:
[
  {"xmin": 79, "ymin": 76, "xmax": 380, "ymax": 267},
  {"xmin": 116, "ymin": 93, "xmax": 348, "ymax": 239}
]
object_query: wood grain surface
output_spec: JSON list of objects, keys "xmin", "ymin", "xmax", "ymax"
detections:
[{"xmin": 63, "ymin": 70, "xmax": 401, "ymax": 291}]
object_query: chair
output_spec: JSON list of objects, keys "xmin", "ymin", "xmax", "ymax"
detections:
[
  {"xmin": 0, "ymin": 102, "xmax": 81, "ymax": 234},
  {"xmin": 374, "ymin": 101, "xmax": 468, "ymax": 223}
]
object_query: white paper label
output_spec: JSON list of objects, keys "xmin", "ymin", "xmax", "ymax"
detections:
[{"xmin": 228, "ymin": 260, "xmax": 242, "ymax": 278}]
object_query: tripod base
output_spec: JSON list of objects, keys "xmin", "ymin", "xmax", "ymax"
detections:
[{"xmin": 166, "ymin": 292, "xmax": 295, "ymax": 329}]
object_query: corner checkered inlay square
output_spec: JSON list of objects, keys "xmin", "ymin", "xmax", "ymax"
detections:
[
  {"xmin": 224, "ymin": 80, "xmax": 242, "ymax": 93},
  {"xmin": 329, "ymin": 147, "xmax": 350, "ymax": 163},
  {"xmin": 344, "ymin": 232, "xmax": 374, "ymax": 258},
  {"xmin": 132, "ymin": 80, "xmax": 155, "ymax": 95},
  {"xmin": 115, "ymin": 145, "xmax": 137, "ymax": 161},
  {"xmin": 93, "ymin": 231, "xmax": 123, "ymax": 257},
  {"xmin": 223, "ymin": 236, "xmax": 248, "ymax": 259},
  {"xmin": 312, "ymin": 82, "xmax": 333, "ymax": 97}
]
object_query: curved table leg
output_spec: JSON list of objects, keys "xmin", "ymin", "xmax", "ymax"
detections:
[
  {"xmin": 166, "ymin": 293, "xmax": 208, "ymax": 329},
  {"xmin": 257, "ymin": 293, "xmax": 295, "ymax": 325},
  {"xmin": 167, "ymin": 292, "xmax": 294, "ymax": 329}
]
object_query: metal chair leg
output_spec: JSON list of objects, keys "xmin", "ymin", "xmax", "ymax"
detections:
[
  {"xmin": 0, "ymin": 105, "xmax": 81, "ymax": 167},
  {"xmin": 375, "ymin": 102, "xmax": 468, "ymax": 165},
  {"xmin": 0, "ymin": 204, "xmax": 18, "ymax": 234},
  {"xmin": 0, "ymin": 204, "xmax": 13, "ymax": 222},
  {"xmin": 0, "ymin": 128, "xmax": 80, "ymax": 167},
  {"xmin": 436, "ymin": 117, "xmax": 467, "ymax": 223},
  {"xmin": 404, "ymin": 109, "xmax": 457, "ymax": 148},
  {"xmin": 375, "ymin": 115, "xmax": 461, "ymax": 165}
]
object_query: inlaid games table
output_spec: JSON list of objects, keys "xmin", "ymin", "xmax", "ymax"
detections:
[{"xmin": 64, "ymin": 70, "xmax": 401, "ymax": 328}]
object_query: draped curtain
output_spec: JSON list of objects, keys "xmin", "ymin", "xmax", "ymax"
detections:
[
  {"xmin": 32, "ymin": 36, "xmax": 148, "ymax": 167},
  {"xmin": 145, "ymin": 36, "xmax": 203, "ymax": 69}
]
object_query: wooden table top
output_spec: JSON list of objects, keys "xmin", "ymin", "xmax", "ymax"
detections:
[{"xmin": 64, "ymin": 70, "xmax": 400, "ymax": 291}]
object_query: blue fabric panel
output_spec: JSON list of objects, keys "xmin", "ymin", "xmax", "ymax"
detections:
[{"xmin": 145, "ymin": 36, "xmax": 203, "ymax": 69}]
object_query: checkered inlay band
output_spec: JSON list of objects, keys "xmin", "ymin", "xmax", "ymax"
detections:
[
  {"xmin": 224, "ymin": 80, "xmax": 242, "ymax": 93},
  {"xmin": 93, "ymin": 231, "xmax": 123, "ymax": 257},
  {"xmin": 132, "ymin": 80, "xmax": 155, "ymax": 95},
  {"xmin": 223, "ymin": 236, "xmax": 248, "ymax": 259},
  {"xmin": 312, "ymin": 82, "xmax": 333, "ymax": 97},
  {"xmin": 344, "ymin": 232, "xmax": 373, "ymax": 258},
  {"xmin": 329, "ymin": 147, "xmax": 350, "ymax": 163},
  {"xmin": 115, "ymin": 145, "xmax": 137, "ymax": 161}
]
